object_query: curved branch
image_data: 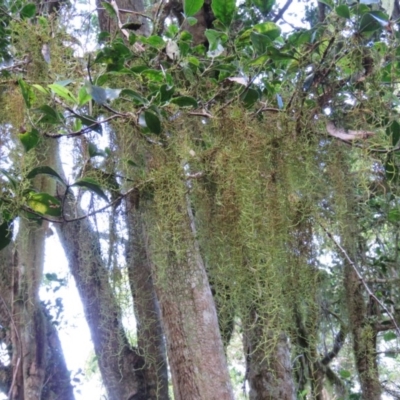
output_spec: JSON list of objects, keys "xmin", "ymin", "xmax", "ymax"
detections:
[{"xmin": 321, "ymin": 328, "xmax": 347, "ymax": 365}]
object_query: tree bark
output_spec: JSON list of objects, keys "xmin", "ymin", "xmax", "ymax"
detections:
[
  {"xmin": 344, "ymin": 257, "xmax": 381, "ymax": 400},
  {"xmin": 145, "ymin": 183, "xmax": 234, "ymax": 400},
  {"xmin": 55, "ymin": 192, "xmax": 147, "ymax": 400},
  {"xmin": 125, "ymin": 191, "xmax": 169, "ymax": 400},
  {"xmin": 1, "ymin": 140, "xmax": 75, "ymax": 400},
  {"xmin": 243, "ymin": 307, "xmax": 295, "ymax": 400}
]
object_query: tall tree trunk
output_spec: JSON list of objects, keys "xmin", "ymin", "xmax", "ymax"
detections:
[
  {"xmin": 335, "ymin": 145, "xmax": 381, "ymax": 400},
  {"xmin": 0, "ymin": 244, "xmax": 75, "ymax": 400},
  {"xmin": 126, "ymin": 191, "xmax": 169, "ymax": 400},
  {"xmin": 2, "ymin": 140, "xmax": 75, "ymax": 400},
  {"xmin": 243, "ymin": 307, "xmax": 295, "ymax": 400},
  {"xmin": 344, "ymin": 254, "xmax": 381, "ymax": 399},
  {"xmin": 11, "ymin": 217, "xmax": 48, "ymax": 399},
  {"xmin": 145, "ymin": 176, "xmax": 234, "ymax": 400},
  {"xmin": 55, "ymin": 191, "xmax": 147, "ymax": 400}
]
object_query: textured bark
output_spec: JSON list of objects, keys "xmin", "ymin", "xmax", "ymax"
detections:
[
  {"xmin": 9, "ymin": 141, "xmax": 73, "ymax": 400},
  {"xmin": 147, "ymin": 200, "xmax": 233, "ymax": 400},
  {"xmin": 344, "ymin": 259, "xmax": 381, "ymax": 400},
  {"xmin": 11, "ymin": 217, "xmax": 49, "ymax": 400},
  {"xmin": 42, "ymin": 306, "xmax": 75, "ymax": 400},
  {"xmin": 0, "ymin": 244, "xmax": 74, "ymax": 400},
  {"xmin": 55, "ymin": 193, "xmax": 146, "ymax": 400},
  {"xmin": 0, "ymin": 140, "xmax": 74, "ymax": 400},
  {"xmin": 243, "ymin": 308, "xmax": 296, "ymax": 400},
  {"xmin": 125, "ymin": 191, "xmax": 169, "ymax": 400}
]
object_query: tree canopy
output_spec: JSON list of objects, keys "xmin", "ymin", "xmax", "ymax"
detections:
[{"xmin": 1, "ymin": 0, "xmax": 400, "ymax": 399}]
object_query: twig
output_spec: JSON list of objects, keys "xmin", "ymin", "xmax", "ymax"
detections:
[
  {"xmin": 44, "ymin": 114, "xmax": 121, "ymax": 138},
  {"xmin": 320, "ymin": 223, "xmax": 400, "ymax": 335}
]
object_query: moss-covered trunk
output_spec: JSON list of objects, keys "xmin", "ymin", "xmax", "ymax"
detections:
[
  {"xmin": 126, "ymin": 191, "xmax": 169, "ymax": 400},
  {"xmin": 343, "ymin": 252, "xmax": 381, "ymax": 399},
  {"xmin": 243, "ymin": 308, "xmax": 295, "ymax": 400},
  {"xmin": 145, "ymin": 157, "xmax": 233, "ymax": 399}
]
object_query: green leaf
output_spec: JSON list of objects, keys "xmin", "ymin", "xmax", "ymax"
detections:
[
  {"xmin": 28, "ymin": 192, "xmax": 62, "ymax": 217},
  {"xmin": 78, "ymin": 87, "xmax": 92, "ymax": 106},
  {"xmin": 336, "ymin": 5, "xmax": 350, "ymax": 18},
  {"xmin": 102, "ymin": 2, "xmax": 117, "ymax": 18},
  {"xmin": 318, "ymin": 0, "xmax": 333, "ymax": 8},
  {"xmin": 20, "ymin": 3, "xmax": 36, "ymax": 18},
  {"xmin": 0, "ymin": 169, "xmax": 18, "ymax": 190},
  {"xmin": 205, "ymin": 29, "xmax": 228, "ymax": 50},
  {"xmin": 339, "ymin": 369, "xmax": 351, "ymax": 379},
  {"xmin": 184, "ymin": 0, "xmax": 204, "ymax": 17},
  {"xmin": 187, "ymin": 17, "xmax": 198, "ymax": 26},
  {"xmin": 37, "ymin": 105, "xmax": 63, "ymax": 124},
  {"xmin": 386, "ymin": 120, "xmax": 400, "ymax": 146},
  {"xmin": 54, "ymin": 79, "xmax": 74, "ymax": 87},
  {"xmin": 253, "ymin": 22, "xmax": 281, "ymax": 40},
  {"xmin": 141, "ymin": 69, "xmax": 164, "ymax": 82},
  {"xmin": 144, "ymin": 111, "xmax": 162, "ymax": 135},
  {"xmin": 212, "ymin": 0, "xmax": 236, "ymax": 26},
  {"xmin": 388, "ymin": 209, "xmax": 400, "ymax": 223},
  {"xmin": 241, "ymin": 88, "xmax": 259, "ymax": 108},
  {"xmin": 171, "ymin": 96, "xmax": 198, "ymax": 108},
  {"xmin": 88, "ymin": 142, "xmax": 107, "ymax": 158},
  {"xmin": 18, "ymin": 79, "xmax": 35, "ymax": 109},
  {"xmin": 84, "ymin": 82, "xmax": 121, "ymax": 105},
  {"xmin": 26, "ymin": 166, "xmax": 65, "ymax": 184},
  {"xmin": 187, "ymin": 56, "xmax": 200, "ymax": 67},
  {"xmin": 121, "ymin": 89, "xmax": 147, "ymax": 105},
  {"xmin": 252, "ymin": 0, "xmax": 275, "ymax": 14},
  {"xmin": 48, "ymin": 83, "xmax": 77, "ymax": 104},
  {"xmin": 145, "ymin": 35, "xmax": 165, "ymax": 49},
  {"xmin": 251, "ymin": 32, "xmax": 271, "ymax": 54},
  {"xmin": 160, "ymin": 85, "xmax": 175, "ymax": 103},
  {"xmin": 72, "ymin": 178, "xmax": 109, "ymax": 202},
  {"xmin": 19, "ymin": 129, "xmax": 39, "ymax": 152},
  {"xmin": 383, "ymin": 331, "xmax": 397, "ymax": 341},
  {"xmin": 0, "ymin": 220, "xmax": 13, "ymax": 251},
  {"xmin": 32, "ymin": 84, "xmax": 49, "ymax": 95},
  {"xmin": 359, "ymin": 12, "xmax": 384, "ymax": 34}
]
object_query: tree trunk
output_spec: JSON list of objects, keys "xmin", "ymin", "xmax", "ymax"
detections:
[
  {"xmin": 344, "ymin": 258, "xmax": 381, "ymax": 400},
  {"xmin": 1, "ymin": 140, "xmax": 75, "ymax": 400},
  {"xmin": 125, "ymin": 191, "xmax": 169, "ymax": 400},
  {"xmin": 11, "ymin": 217, "xmax": 49, "ymax": 400},
  {"xmin": 243, "ymin": 307, "xmax": 295, "ymax": 400},
  {"xmin": 0, "ymin": 243, "xmax": 75, "ymax": 400},
  {"xmin": 55, "ymin": 191, "xmax": 147, "ymax": 400},
  {"xmin": 145, "ymin": 179, "xmax": 234, "ymax": 400}
]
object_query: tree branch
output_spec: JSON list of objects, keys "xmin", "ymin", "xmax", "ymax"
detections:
[{"xmin": 272, "ymin": 0, "xmax": 294, "ymax": 23}]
